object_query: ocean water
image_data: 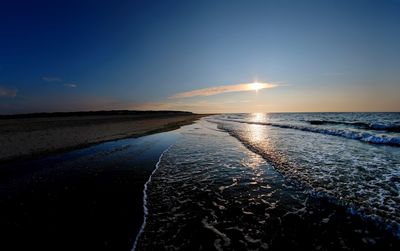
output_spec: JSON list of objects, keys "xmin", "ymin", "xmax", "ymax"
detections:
[{"xmin": 135, "ymin": 113, "xmax": 400, "ymax": 250}]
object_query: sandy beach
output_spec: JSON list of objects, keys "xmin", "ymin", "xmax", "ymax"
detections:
[
  {"xmin": 1, "ymin": 128, "xmax": 183, "ymax": 251},
  {"xmin": 0, "ymin": 111, "xmax": 205, "ymax": 161}
]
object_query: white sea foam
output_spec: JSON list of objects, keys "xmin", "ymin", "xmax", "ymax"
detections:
[
  {"xmin": 216, "ymin": 117, "xmax": 400, "ymax": 146},
  {"xmin": 212, "ymin": 114, "xmax": 400, "ymax": 236},
  {"xmin": 136, "ymin": 119, "xmax": 400, "ymax": 250},
  {"xmin": 131, "ymin": 144, "xmax": 174, "ymax": 251}
]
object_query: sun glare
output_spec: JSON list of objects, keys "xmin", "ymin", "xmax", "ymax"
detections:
[{"xmin": 248, "ymin": 82, "xmax": 264, "ymax": 92}]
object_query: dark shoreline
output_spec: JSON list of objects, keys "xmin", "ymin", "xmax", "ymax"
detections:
[
  {"xmin": 0, "ymin": 111, "xmax": 208, "ymax": 163},
  {"xmin": 0, "ymin": 113, "xmax": 206, "ymax": 250},
  {"xmin": 0, "ymin": 110, "xmax": 194, "ymax": 119},
  {"xmin": 0, "ymin": 127, "xmax": 184, "ymax": 251}
]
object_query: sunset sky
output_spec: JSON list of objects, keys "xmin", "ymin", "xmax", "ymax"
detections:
[{"xmin": 0, "ymin": 0, "xmax": 399, "ymax": 114}]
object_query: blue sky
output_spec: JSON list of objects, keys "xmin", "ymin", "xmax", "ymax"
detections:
[{"xmin": 0, "ymin": 0, "xmax": 399, "ymax": 114}]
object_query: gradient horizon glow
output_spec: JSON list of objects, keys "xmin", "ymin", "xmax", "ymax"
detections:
[{"xmin": 0, "ymin": 0, "xmax": 399, "ymax": 114}]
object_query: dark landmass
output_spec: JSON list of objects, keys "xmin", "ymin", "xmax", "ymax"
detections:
[
  {"xmin": 0, "ymin": 110, "xmax": 207, "ymax": 162},
  {"xmin": 0, "ymin": 110, "xmax": 193, "ymax": 119}
]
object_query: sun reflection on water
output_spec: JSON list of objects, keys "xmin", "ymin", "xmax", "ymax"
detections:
[
  {"xmin": 248, "ymin": 124, "xmax": 265, "ymax": 144},
  {"xmin": 252, "ymin": 112, "xmax": 267, "ymax": 123},
  {"xmin": 247, "ymin": 113, "xmax": 267, "ymax": 143},
  {"xmin": 242, "ymin": 113, "xmax": 289, "ymax": 173}
]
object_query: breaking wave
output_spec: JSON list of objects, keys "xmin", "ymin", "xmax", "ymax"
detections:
[{"xmin": 218, "ymin": 118, "xmax": 400, "ymax": 146}]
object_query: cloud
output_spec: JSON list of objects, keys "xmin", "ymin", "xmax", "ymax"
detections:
[
  {"xmin": 64, "ymin": 83, "xmax": 77, "ymax": 88},
  {"xmin": 169, "ymin": 82, "xmax": 279, "ymax": 99},
  {"xmin": 42, "ymin": 76, "xmax": 62, "ymax": 82},
  {"xmin": 42, "ymin": 76, "xmax": 77, "ymax": 88},
  {"xmin": 0, "ymin": 86, "xmax": 17, "ymax": 97}
]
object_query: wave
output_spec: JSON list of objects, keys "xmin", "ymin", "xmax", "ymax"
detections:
[
  {"xmin": 307, "ymin": 120, "xmax": 400, "ymax": 132},
  {"xmin": 216, "ymin": 118, "xmax": 400, "ymax": 147},
  {"xmin": 214, "ymin": 121, "xmax": 400, "ymax": 238},
  {"xmin": 131, "ymin": 144, "xmax": 174, "ymax": 251}
]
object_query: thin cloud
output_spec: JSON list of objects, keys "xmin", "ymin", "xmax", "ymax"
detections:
[
  {"xmin": 0, "ymin": 86, "xmax": 17, "ymax": 97},
  {"xmin": 169, "ymin": 82, "xmax": 280, "ymax": 99},
  {"xmin": 64, "ymin": 83, "xmax": 77, "ymax": 88},
  {"xmin": 42, "ymin": 76, "xmax": 62, "ymax": 82},
  {"xmin": 42, "ymin": 76, "xmax": 77, "ymax": 88}
]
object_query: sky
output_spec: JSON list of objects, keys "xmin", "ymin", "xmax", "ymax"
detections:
[{"xmin": 0, "ymin": 0, "xmax": 399, "ymax": 114}]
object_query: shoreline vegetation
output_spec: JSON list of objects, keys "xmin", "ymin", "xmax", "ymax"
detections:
[{"xmin": 0, "ymin": 110, "xmax": 208, "ymax": 162}]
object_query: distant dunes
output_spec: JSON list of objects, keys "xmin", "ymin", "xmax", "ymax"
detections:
[{"xmin": 0, "ymin": 110, "xmax": 193, "ymax": 119}]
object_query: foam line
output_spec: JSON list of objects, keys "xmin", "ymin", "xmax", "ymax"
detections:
[
  {"xmin": 131, "ymin": 144, "xmax": 174, "ymax": 251},
  {"xmin": 216, "ymin": 118, "xmax": 400, "ymax": 147}
]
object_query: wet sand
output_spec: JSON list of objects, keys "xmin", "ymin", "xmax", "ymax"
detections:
[
  {"xmin": 0, "ymin": 111, "xmax": 205, "ymax": 250},
  {"xmin": 0, "ymin": 111, "xmax": 205, "ymax": 161},
  {"xmin": 0, "ymin": 129, "xmax": 181, "ymax": 251}
]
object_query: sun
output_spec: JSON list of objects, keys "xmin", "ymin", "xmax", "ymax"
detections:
[{"xmin": 248, "ymin": 82, "xmax": 264, "ymax": 92}]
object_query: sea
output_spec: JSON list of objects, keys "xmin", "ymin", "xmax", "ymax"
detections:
[
  {"xmin": 135, "ymin": 113, "xmax": 400, "ymax": 250},
  {"xmin": 1, "ymin": 112, "xmax": 399, "ymax": 250}
]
